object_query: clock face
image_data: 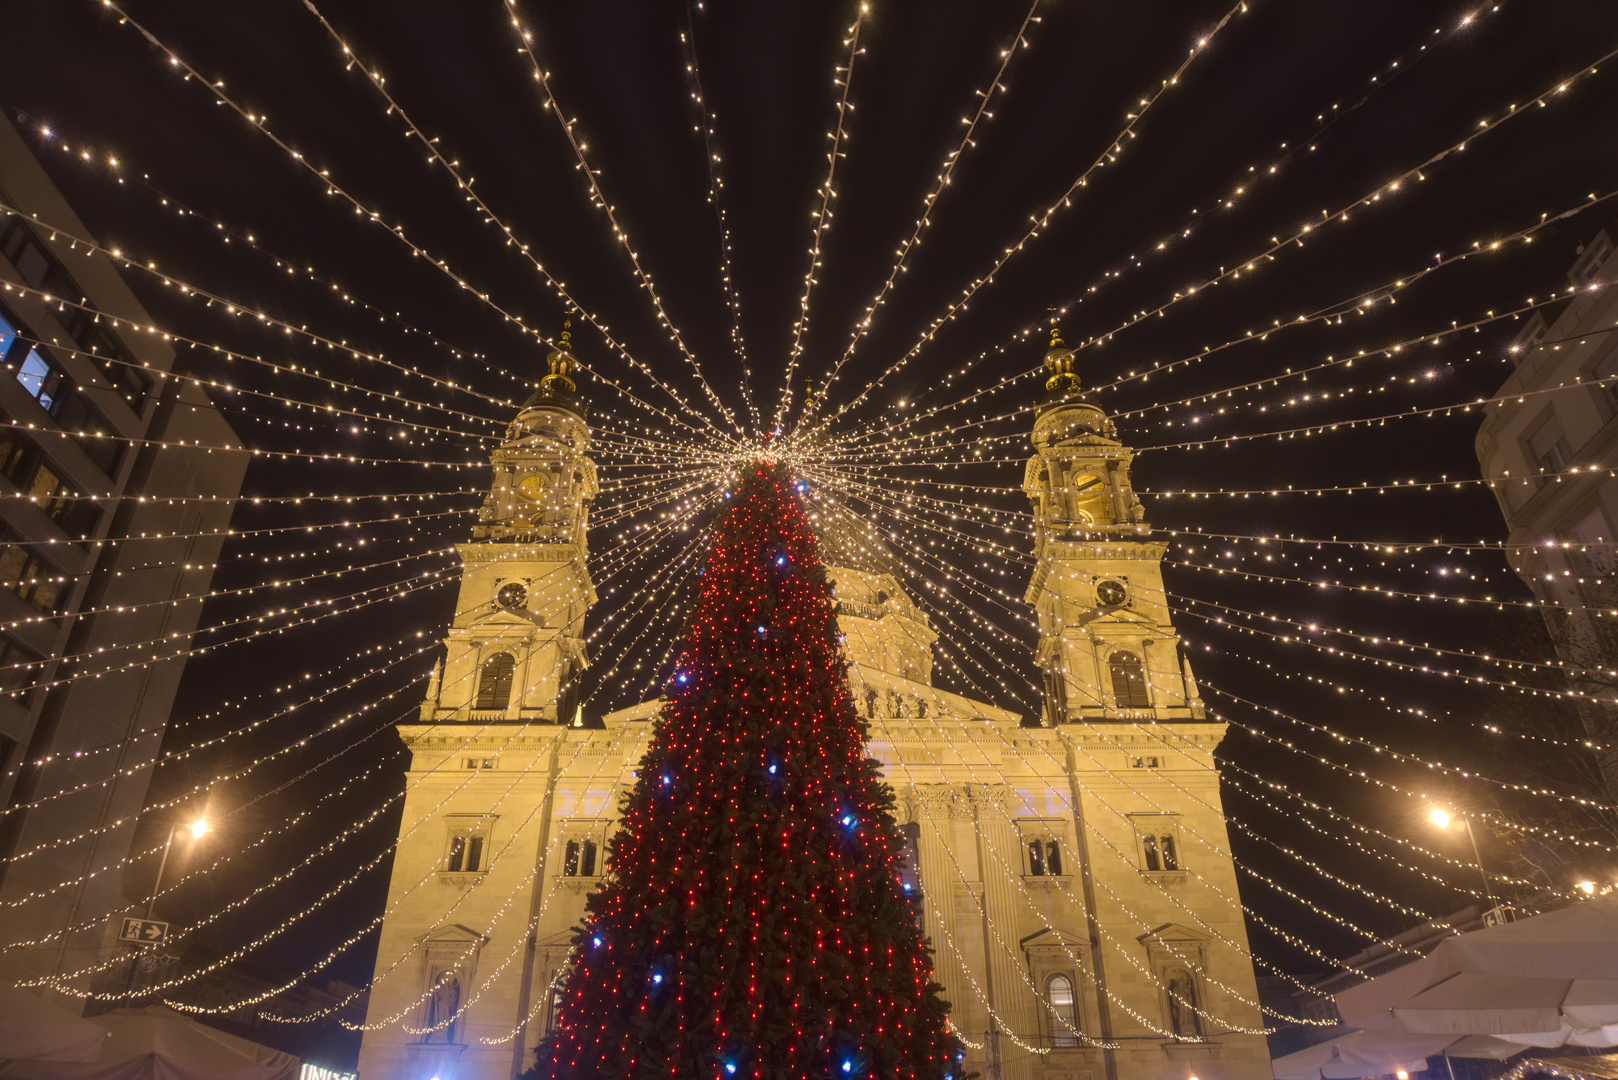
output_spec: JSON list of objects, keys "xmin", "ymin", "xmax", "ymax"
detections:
[
  {"xmin": 1096, "ymin": 580, "xmax": 1127, "ymax": 607},
  {"xmin": 515, "ymin": 473, "xmax": 550, "ymax": 502},
  {"xmin": 496, "ymin": 582, "xmax": 528, "ymax": 610}
]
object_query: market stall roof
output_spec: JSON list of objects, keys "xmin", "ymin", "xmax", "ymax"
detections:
[
  {"xmin": 1335, "ymin": 896, "xmax": 1618, "ymax": 1048},
  {"xmin": 0, "ymin": 1005, "xmax": 296, "ymax": 1080},
  {"xmin": 0, "ymin": 986, "xmax": 107, "ymax": 1065}
]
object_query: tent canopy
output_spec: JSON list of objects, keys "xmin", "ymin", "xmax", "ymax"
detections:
[
  {"xmin": 0, "ymin": 1005, "xmax": 296, "ymax": 1080},
  {"xmin": 0, "ymin": 987, "xmax": 107, "ymax": 1065},
  {"xmin": 1335, "ymin": 897, "xmax": 1618, "ymax": 1048}
]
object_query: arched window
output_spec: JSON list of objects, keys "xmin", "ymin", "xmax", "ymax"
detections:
[
  {"xmin": 1159, "ymin": 834, "xmax": 1179, "ymax": 871},
  {"xmin": 1028, "ymin": 839, "xmax": 1046, "ymax": 876},
  {"xmin": 476, "ymin": 651, "xmax": 516, "ymax": 709},
  {"xmin": 1044, "ymin": 839, "xmax": 1063, "ymax": 876},
  {"xmin": 1142, "ymin": 834, "xmax": 1161, "ymax": 871},
  {"xmin": 1047, "ymin": 974, "xmax": 1080, "ymax": 1047},
  {"xmin": 1165, "ymin": 968, "xmax": 1201, "ymax": 1039},
  {"xmin": 562, "ymin": 839, "xmax": 598, "ymax": 877},
  {"xmin": 1109, "ymin": 650, "xmax": 1150, "ymax": 708}
]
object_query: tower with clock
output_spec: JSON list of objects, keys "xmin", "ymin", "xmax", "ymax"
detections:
[{"xmin": 357, "ymin": 329, "xmax": 1271, "ymax": 1080}]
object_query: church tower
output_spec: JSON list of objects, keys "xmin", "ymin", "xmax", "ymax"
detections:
[
  {"xmin": 357, "ymin": 329, "xmax": 603, "ymax": 1080},
  {"xmin": 1014, "ymin": 329, "xmax": 1272, "ymax": 1080}
]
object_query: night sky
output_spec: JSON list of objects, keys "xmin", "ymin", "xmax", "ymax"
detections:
[{"xmin": 4, "ymin": 0, "xmax": 1617, "ymax": 1029}]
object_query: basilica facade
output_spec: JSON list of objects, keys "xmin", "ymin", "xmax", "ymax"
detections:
[{"xmin": 355, "ymin": 334, "xmax": 1274, "ymax": 1080}]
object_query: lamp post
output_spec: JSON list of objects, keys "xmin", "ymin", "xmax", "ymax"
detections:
[
  {"xmin": 1428, "ymin": 806, "xmax": 1497, "ymax": 911},
  {"xmin": 125, "ymin": 815, "xmax": 209, "ymax": 993}
]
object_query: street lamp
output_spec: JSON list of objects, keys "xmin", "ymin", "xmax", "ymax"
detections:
[
  {"xmin": 1427, "ymin": 805, "xmax": 1497, "ymax": 911},
  {"xmin": 146, "ymin": 815, "xmax": 210, "ymax": 920},
  {"xmin": 125, "ymin": 814, "xmax": 208, "ymax": 994}
]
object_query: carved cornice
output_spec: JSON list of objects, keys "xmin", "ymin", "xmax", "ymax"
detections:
[{"xmin": 900, "ymin": 783, "xmax": 1021, "ymax": 821}]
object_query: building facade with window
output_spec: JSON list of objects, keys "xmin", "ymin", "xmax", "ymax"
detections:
[
  {"xmin": 357, "ymin": 333, "xmax": 1270, "ymax": 1080},
  {"xmin": 1475, "ymin": 218, "xmax": 1618, "ymax": 798},
  {"xmin": 0, "ymin": 114, "xmax": 247, "ymax": 997}
]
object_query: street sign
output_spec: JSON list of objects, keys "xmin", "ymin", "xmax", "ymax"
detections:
[{"xmin": 117, "ymin": 917, "xmax": 169, "ymax": 945}]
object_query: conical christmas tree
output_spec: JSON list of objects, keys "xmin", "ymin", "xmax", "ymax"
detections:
[{"xmin": 528, "ymin": 460, "xmax": 961, "ymax": 1080}]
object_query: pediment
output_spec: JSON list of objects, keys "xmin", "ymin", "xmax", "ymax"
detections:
[
  {"xmin": 420, "ymin": 923, "xmax": 490, "ymax": 946},
  {"xmin": 1137, "ymin": 922, "xmax": 1207, "ymax": 946}
]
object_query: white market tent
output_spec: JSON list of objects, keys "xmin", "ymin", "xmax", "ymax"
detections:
[
  {"xmin": 0, "ymin": 1005, "xmax": 297, "ymax": 1080},
  {"xmin": 0, "ymin": 986, "xmax": 107, "ymax": 1065},
  {"xmin": 1334, "ymin": 895, "xmax": 1618, "ymax": 1049}
]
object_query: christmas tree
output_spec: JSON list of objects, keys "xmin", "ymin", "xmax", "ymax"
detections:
[{"xmin": 528, "ymin": 459, "xmax": 961, "ymax": 1080}]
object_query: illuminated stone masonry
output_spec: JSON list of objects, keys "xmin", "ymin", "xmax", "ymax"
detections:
[{"xmin": 358, "ymin": 332, "xmax": 1272, "ymax": 1080}]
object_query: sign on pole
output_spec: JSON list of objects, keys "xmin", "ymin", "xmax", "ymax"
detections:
[{"xmin": 116, "ymin": 918, "xmax": 169, "ymax": 945}]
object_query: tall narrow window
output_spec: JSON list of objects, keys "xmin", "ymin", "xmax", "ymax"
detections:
[
  {"xmin": 476, "ymin": 651, "xmax": 515, "ymax": 709},
  {"xmin": 563, "ymin": 840, "xmax": 580, "ymax": 876},
  {"xmin": 465, "ymin": 835, "xmax": 485, "ymax": 873},
  {"xmin": 1159, "ymin": 834, "xmax": 1179, "ymax": 871},
  {"xmin": 1028, "ymin": 839, "xmax": 1046, "ymax": 876},
  {"xmin": 1109, "ymin": 651, "xmax": 1150, "ymax": 708},
  {"xmin": 1165, "ymin": 969, "xmax": 1201, "ymax": 1039},
  {"xmin": 1047, "ymin": 974, "xmax": 1080, "ymax": 1047},
  {"xmin": 1044, "ymin": 840, "xmax": 1063, "ymax": 876},
  {"xmin": 580, "ymin": 839, "xmax": 597, "ymax": 877},
  {"xmin": 1142, "ymin": 834, "xmax": 1161, "ymax": 871},
  {"xmin": 446, "ymin": 835, "xmax": 467, "ymax": 872}
]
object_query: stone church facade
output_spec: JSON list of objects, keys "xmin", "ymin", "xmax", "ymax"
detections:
[{"xmin": 356, "ymin": 333, "xmax": 1274, "ymax": 1080}]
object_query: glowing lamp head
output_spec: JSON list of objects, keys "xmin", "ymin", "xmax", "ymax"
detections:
[
  {"xmin": 724, "ymin": 1064, "xmax": 737, "ymax": 1076},
  {"xmin": 1428, "ymin": 807, "xmax": 1452, "ymax": 830},
  {"xmin": 189, "ymin": 818, "xmax": 210, "ymax": 839},
  {"xmin": 841, "ymin": 814, "xmax": 855, "ymax": 827},
  {"xmin": 775, "ymin": 556, "xmax": 786, "ymax": 566},
  {"xmin": 652, "ymin": 971, "xmax": 663, "ymax": 984},
  {"xmin": 843, "ymin": 1062, "xmax": 854, "ymax": 1074},
  {"xmin": 1576, "ymin": 880, "xmax": 1596, "ymax": 896}
]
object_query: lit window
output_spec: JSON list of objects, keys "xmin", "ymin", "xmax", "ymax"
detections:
[
  {"xmin": 1047, "ymin": 974, "xmax": 1080, "ymax": 1047},
  {"xmin": 15, "ymin": 348, "xmax": 66, "ymax": 413},
  {"xmin": 476, "ymin": 652, "xmax": 515, "ymax": 709}
]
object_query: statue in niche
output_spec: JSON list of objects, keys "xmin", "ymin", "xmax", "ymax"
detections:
[
  {"xmin": 1165, "ymin": 968, "xmax": 1201, "ymax": 1039},
  {"xmin": 423, "ymin": 969, "xmax": 462, "ymax": 1044}
]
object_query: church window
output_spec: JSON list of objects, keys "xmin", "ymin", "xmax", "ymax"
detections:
[
  {"xmin": 476, "ymin": 651, "xmax": 516, "ymax": 709},
  {"xmin": 1109, "ymin": 651, "xmax": 1150, "ymax": 708},
  {"xmin": 1133, "ymin": 815, "xmax": 1183, "ymax": 872},
  {"xmin": 563, "ymin": 838, "xmax": 599, "ymax": 877},
  {"xmin": 1023, "ymin": 831, "xmax": 1065, "ymax": 877},
  {"xmin": 443, "ymin": 819, "xmax": 492, "ymax": 873},
  {"xmin": 1164, "ymin": 968, "xmax": 1202, "ymax": 1039},
  {"xmin": 1047, "ymin": 973, "xmax": 1080, "ymax": 1047}
]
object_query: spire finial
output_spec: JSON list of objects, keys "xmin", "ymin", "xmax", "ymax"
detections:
[
  {"xmin": 1042, "ymin": 308, "xmax": 1081, "ymax": 401},
  {"xmin": 540, "ymin": 316, "xmax": 578, "ymax": 396}
]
